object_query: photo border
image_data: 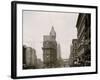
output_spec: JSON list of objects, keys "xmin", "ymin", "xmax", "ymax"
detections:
[{"xmin": 11, "ymin": 1, "xmax": 98, "ymax": 79}]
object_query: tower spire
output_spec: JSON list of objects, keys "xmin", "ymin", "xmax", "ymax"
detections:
[{"xmin": 50, "ymin": 26, "xmax": 56, "ymax": 39}]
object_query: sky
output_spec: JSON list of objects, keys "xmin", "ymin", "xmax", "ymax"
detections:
[{"xmin": 23, "ymin": 10, "xmax": 78, "ymax": 61}]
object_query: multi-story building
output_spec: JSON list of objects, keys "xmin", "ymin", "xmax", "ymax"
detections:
[
  {"xmin": 63, "ymin": 59, "xmax": 69, "ymax": 67},
  {"xmin": 42, "ymin": 26, "xmax": 57, "ymax": 68},
  {"xmin": 36, "ymin": 59, "xmax": 44, "ymax": 69},
  {"xmin": 69, "ymin": 39, "xmax": 78, "ymax": 67},
  {"xmin": 69, "ymin": 44, "xmax": 73, "ymax": 66},
  {"xmin": 57, "ymin": 44, "xmax": 61, "ymax": 61},
  {"xmin": 25, "ymin": 47, "xmax": 32, "ymax": 67},
  {"xmin": 23, "ymin": 46, "xmax": 37, "ymax": 69},
  {"xmin": 76, "ymin": 13, "xmax": 91, "ymax": 66},
  {"xmin": 23, "ymin": 45, "xmax": 27, "ymax": 69},
  {"xmin": 57, "ymin": 43, "xmax": 62, "ymax": 67},
  {"xmin": 31, "ymin": 48, "xmax": 37, "ymax": 68}
]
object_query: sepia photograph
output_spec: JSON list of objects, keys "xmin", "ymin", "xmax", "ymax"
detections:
[
  {"xmin": 22, "ymin": 11, "xmax": 91, "ymax": 69},
  {"xmin": 11, "ymin": 1, "xmax": 97, "ymax": 79}
]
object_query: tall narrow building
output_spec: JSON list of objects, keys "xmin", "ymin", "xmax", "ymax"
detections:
[
  {"xmin": 57, "ymin": 44, "xmax": 61, "ymax": 60},
  {"xmin": 57, "ymin": 43, "xmax": 62, "ymax": 67},
  {"xmin": 42, "ymin": 26, "xmax": 57, "ymax": 68}
]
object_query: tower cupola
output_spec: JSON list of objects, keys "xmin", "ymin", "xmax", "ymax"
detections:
[{"xmin": 50, "ymin": 26, "xmax": 56, "ymax": 39}]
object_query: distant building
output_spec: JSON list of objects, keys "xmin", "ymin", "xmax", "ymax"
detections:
[
  {"xmin": 31, "ymin": 48, "xmax": 37, "ymax": 68},
  {"xmin": 69, "ymin": 45, "xmax": 73, "ymax": 66},
  {"xmin": 63, "ymin": 59, "xmax": 69, "ymax": 67},
  {"xmin": 57, "ymin": 44, "xmax": 61, "ymax": 60},
  {"xmin": 42, "ymin": 26, "xmax": 57, "ymax": 68},
  {"xmin": 57, "ymin": 44, "xmax": 62, "ymax": 67},
  {"xmin": 23, "ymin": 46, "xmax": 37, "ymax": 69},
  {"xmin": 69, "ymin": 39, "xmax": 78, "ymax": 67},
  {"xmin": 37, "ymin": 59, "xmax": 44, "ymax": 68},
  {"xmin": 25, "ymin": 47, "xmax": 32, "ymax": 67},
  {"xmin": 23, "ymin": 45, "xmax": 27, "ymax": 68}
]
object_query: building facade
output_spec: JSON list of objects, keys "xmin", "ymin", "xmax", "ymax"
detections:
[
  {"xmin": 69, "ymin": 13, "xmax": 91, "ymax": 67},
  {"xmin": 63, "ymin": 59, "xmax": 69, "ymax": 67},
  {"xmin": 23, "ymin": 45, "xmax": 27, "ymax": 69},
  {"xmin": 31, "ymin": 48, "xmax": 37, "ymax": 68},
  {"xmin": 69, "ymin": 39, "xmax": 78, "ymax": 67},
  {"xmin": 57, "ymin": 44, "xmax": 62, "ymax": 67},
  {"xmin": 42, "ymin": 27, "xmax": 57, "ymax": 68},
  {"xmin": 76, "ymin": 13, "xmax": 91, "ymax": 66},
  {"xmin": 36, "ymin": 59, "xmax": 44, "ymax": 68},
  {"xmin": 23, "ymin": 46, "xmax": 37, "ymax": 69}
]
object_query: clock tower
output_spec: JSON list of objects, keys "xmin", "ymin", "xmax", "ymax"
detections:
[
  {"xmin": 50, "ymin": 26, "xmax": 56, "ymax": 40},
  {"xmin": 42, "ymin": 27, "xmax": 57, "ymax": 68}
]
